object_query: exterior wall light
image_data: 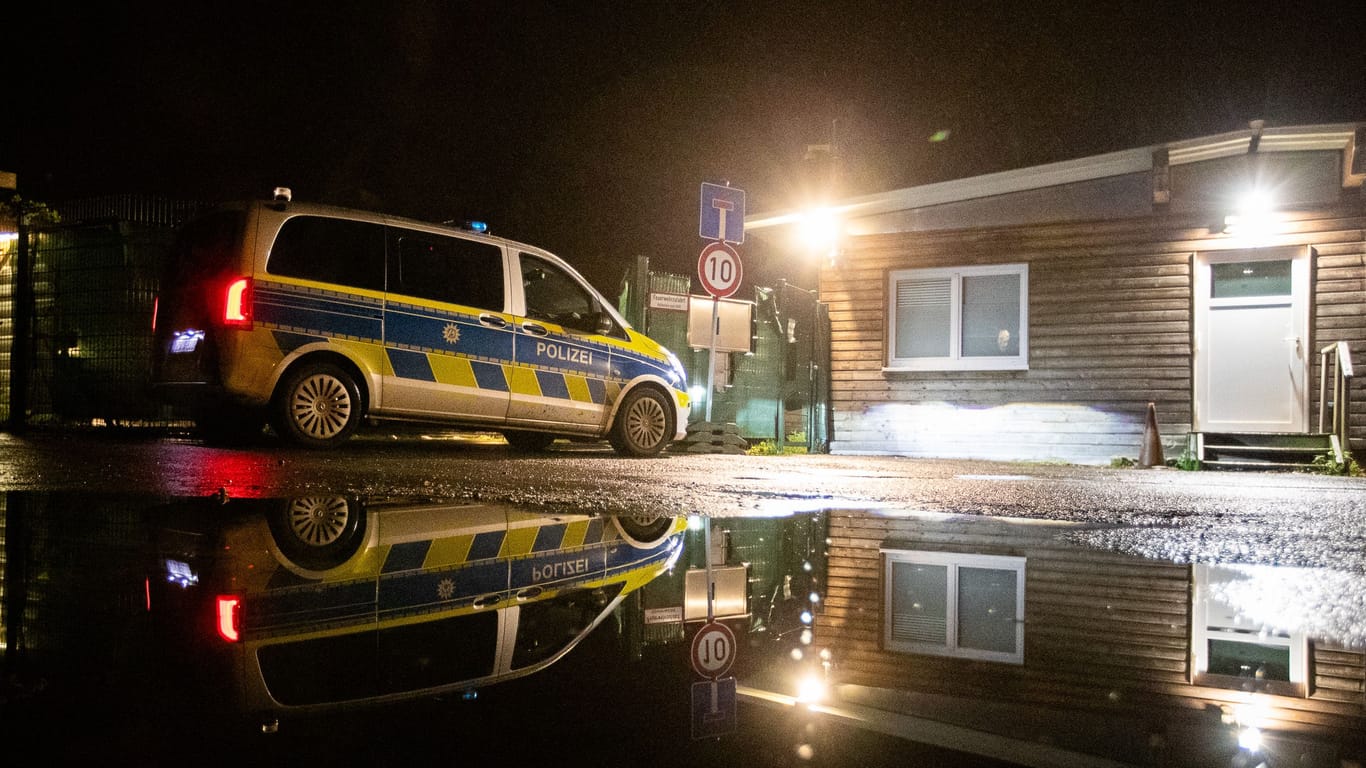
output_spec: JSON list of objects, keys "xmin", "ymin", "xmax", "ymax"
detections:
[
  {"xmin": 796, "ymin": 207, "xmax": 843, "ymax": 264},
  {"xmin": 1223, "ymin": 188, "xmax": 1279, "ymax": 242}
]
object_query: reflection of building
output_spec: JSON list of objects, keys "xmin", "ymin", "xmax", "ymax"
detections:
[
  {"xmin": 747, "ymin": 122, "xmax": 1365, "ymax": 466},
  {"xmin": 818, "ymin": 509, "xmax": 1366, "ymax": 767}
]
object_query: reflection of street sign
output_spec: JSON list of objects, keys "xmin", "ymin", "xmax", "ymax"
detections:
[
  {"xmin": 691, "ymin": 677, "xmax": 737, "ymax": 740},
  {"xmin": 699, "ymin": 183, "xmax": 745, "ymax": 244},
  {"xmin": 697, "ymin": 241, "xmax": 742, "ymax": 299},
  {"xmin": 690, "ymin": 621, "xmax": 737, "ymax": 679}
]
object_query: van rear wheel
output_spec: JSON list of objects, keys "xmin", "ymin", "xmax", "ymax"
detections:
[
  {"xmin": 272, "ymin": 362, "xmax": 362, "ymax": 448},
  {"xmin": 609, "ymin": 387, "xmax": 673, "ymax": 457}
]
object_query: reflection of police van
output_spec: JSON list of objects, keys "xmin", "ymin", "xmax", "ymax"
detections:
[
  {"xmin": 150, "ymin": 189, "xmax": 689, "ymax": 455},
  {"xmin": 206, "ymin": 497, "xmax": 684, "ymax": 723}
]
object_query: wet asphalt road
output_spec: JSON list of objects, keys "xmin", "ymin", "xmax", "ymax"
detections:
[{"xmin": 2, "ymin": 426, "xmax": 1365, "ymax": 576}]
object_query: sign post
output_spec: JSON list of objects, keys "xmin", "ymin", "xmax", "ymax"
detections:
[
  {"xmin": 697, "ymin": 241, "xmax": 742, "ymax": 422},
  {"xmin": 690, "ymin": 619, "xmax": 738, "ymax": 740},
  {"xmin": 697, "ymin": 181, "xmax": 745, "ymax": 424}
]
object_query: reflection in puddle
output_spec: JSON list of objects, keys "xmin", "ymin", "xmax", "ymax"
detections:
[
  {"xmin": 816, "ymin": 509, "xmax": 1366, "ymax": 768},
  {"xmin": 2, "ymin": 495, "xmax": 1363, "ymax": 767}
]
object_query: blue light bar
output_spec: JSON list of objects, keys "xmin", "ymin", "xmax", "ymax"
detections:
[{"xmin": 464, "ymin": 220, "xmax": 489, "ymax": 233}]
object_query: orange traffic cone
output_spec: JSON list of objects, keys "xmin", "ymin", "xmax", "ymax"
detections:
[{"xmin": 1139, "ymin": 402, "xmax": 1164, "ymax": 468}]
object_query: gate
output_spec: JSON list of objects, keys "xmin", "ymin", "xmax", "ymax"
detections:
[
  {"xmin": 617, "ymin": 257, "xmax": 831, "ymax": 452},
  {"xmin": 2, "ymin": 196, "xmax": 199, "ymax": 428}
]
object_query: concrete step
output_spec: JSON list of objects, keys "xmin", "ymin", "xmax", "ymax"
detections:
[{"xmin": 1197, "ymin": 432, "xmax": 1333, "ymax": 470}]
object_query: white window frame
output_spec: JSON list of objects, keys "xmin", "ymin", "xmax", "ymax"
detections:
[
  {"xmin": 1191, "ymin": 564, "xmax": 1308, "ymax": 697},
  {"xmin": 885, "ymin": 263, "xmax": 1029, "ymax": 371},
  {"xmin": 881, "ymin": 549, "xmax": 1026, "ymax": 665}
]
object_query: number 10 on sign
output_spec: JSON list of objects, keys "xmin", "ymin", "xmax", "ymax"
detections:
[
  {"xmin": 691, "ymin": 621, "xmax": 736, "ymax": 679},
  {"xmin": 697, "ymin": 241, "xmax": 742, "ymax": 299}
]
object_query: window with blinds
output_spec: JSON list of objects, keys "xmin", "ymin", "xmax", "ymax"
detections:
[
  {"xmin": 886, "ymin": 264, "xmax": 1028, "ymax": 371},
  {"xmin": 882, "ymin": 550, "xmax": 1025, "ymax": 664}
]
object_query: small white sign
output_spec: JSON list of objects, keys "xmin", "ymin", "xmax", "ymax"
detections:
[
  {"xmin": 649, "ymin": 292, "xmax": 690, "ymax": 312},
  {"xmin": 645, "ymin": 606, "xmax": 684, "ymax": 625}
]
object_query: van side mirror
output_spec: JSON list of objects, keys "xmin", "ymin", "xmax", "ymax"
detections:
[{"xmin": 595, "ymin": 312, "xmax": 615, "ymax": 336}]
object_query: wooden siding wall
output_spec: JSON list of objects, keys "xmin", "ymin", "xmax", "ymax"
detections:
[
  {"xmin": 1311, "ymin": 206, "xmax": 1366, "ymax": 452},
  {"xmin": 820, "ymin": 203, "xmax": 1366, "ymax": 462},
  {"xmin": 819, "ymin": 511, "xmax": 1366, "ymax": 744}
]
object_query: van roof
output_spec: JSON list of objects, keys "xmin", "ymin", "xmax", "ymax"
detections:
[{"xmin": 234, "ymin": 198, "xmax": 556, "ymax": 258}]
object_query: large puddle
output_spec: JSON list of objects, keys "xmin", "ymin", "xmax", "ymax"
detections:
[{"xmin": 2, "ymin": 493, "xmax": 1362, "ymax": 767}]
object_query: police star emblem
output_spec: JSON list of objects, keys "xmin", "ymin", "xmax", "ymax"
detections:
[
  {"xmin": 442, "ymin": 322, "xmax": 461, "ymax": 346},
  {"xmin": 437, "ymin": 578, "xmax": 456, "ymax": 600}
]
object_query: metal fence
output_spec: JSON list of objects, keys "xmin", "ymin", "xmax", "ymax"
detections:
[
  {"xmin": 616, "ymin": 258, "xmax": 832, "ymax": 451},
  {"xmin": 2, "ymin": 196, "xmax": 196, "ymax": 427}
]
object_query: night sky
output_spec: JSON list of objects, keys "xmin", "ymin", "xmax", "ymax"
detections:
[{"xmin": 9, "ymin": 1, "xmax": 1365, "ymax": 291}]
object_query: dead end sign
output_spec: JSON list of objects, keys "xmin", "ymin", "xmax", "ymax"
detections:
[{"xmin": 699, "ymin": 182, "xmax": 745, "ymax": 244}]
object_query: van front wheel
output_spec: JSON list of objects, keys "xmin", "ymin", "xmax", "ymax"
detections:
[
  {"xmin": 273, "ymin": 362, "xmax": 362, "ymax": 448},
  {"xmin": 609, "ymin": 387, "xmax": 673, "ymax": 457}
]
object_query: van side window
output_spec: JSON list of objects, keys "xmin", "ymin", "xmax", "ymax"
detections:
[
  {"xmin": 393, "ymin": 230, "xmax": 505, "ymax": 311},
  {"xmin": 267, "ymin": 216, "xmax": 386, "ymax": 291},
  {"xmin": 519, "ymin": 253, "xmax": 617, "ymax": 336}
]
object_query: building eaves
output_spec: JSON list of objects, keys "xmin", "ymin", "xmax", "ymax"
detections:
[{"xmin": 745, "ymin": 122, "xmax": 1364, "ymax": 232}]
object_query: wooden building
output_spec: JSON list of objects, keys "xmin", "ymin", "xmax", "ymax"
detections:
[
  {"xmin": 816, "ymin": 509, "xmax": 1366, "ymax": 766},
  {"xmin": 747, "ymin": 122, "xmax": 1365, "ymax": 465}
]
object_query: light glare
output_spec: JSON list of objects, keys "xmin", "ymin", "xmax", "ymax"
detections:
[{"xmin": 796, "ymin": 673, "xmax": 827, "ymax": 703}]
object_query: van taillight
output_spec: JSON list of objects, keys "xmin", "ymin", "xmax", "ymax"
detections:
[
  {"xmin": 216, "ymin": 595, "xmax": 242, "ymax": 642},
  {"xmin": 223, "ymin": 277, "xmax": 253, "ymax": 328}
]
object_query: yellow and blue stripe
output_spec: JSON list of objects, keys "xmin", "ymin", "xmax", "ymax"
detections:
[{"xmin": 254, "ymin": 280, "xmax": 672, "ymax": 408}]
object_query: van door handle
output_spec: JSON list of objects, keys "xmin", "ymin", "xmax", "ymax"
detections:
[
  {"xmin": 479, "ymin": 314, "xmax": 508, "ymax": 329},
  {"xmin": 521, "ymin": 322, "xmax": 549, "ymax": 337},
  {"xmin": 472, "ymin": 593, "xmax": 502, "ymax": 609},
  {"xmin": 515, "ymin": 586, "xmax": 544, "ymax": 601}
]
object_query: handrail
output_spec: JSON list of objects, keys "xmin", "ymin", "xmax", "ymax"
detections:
[{"xmin": 1318, "ymin": 341, "xmax": 1355, "ymax": 462}]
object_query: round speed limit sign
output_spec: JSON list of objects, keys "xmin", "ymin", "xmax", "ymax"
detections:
[
  {"xmin": 697, "ymin": 241, "xmax": 743, "ymax": 299},
  {"xmin": 690, "ymin": 621, "xmax": 737, "ymax": 679}
]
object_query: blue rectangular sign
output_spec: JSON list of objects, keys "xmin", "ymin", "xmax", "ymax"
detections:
[{"xmin": 699, "ymin": 183, "xmax": 745, "ymax": 244}]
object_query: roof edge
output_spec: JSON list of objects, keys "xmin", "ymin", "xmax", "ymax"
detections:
[{"xmin": 746, "ymin": 122, "xmax": 1364, "ymax": 230}]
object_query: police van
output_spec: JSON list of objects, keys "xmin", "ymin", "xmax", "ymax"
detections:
[
  {"xmin": 151, "ymin": 189, "xmax": 690, "ymax": 455},
  {"xmin": 185, "ymin": 497, "xmax": 684, "ymax": 725}
]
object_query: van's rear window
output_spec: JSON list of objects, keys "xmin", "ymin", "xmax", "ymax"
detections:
[
  {"xmin": 268, "ymin": 216, "xmax": 386, "ymax": 292},
  {"xmin": 165, "ymin": 210, "xmax": 247, "ymax": 286}
]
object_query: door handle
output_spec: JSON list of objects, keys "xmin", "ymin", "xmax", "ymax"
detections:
[
  {"xmin": 472, "ymin": 593, "xmax": 502, "ymax": 609},
  {"xmin": 521, "ymin": 322, "xmax": 549, "ymax": 337},
  {"xmin": 515, "ymin": 586, "xmax": 544, "ymax": 601},
  {"xmin": 1284, "ymin": 336, "xmax": 1302, "ymax": 355},
  {"xmin": 479, "ymin": 314, "xmax": 508, "ymax": 329}
]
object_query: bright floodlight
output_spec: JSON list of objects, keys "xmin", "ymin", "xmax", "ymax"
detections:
[
  {"xmin": 1236, "ymin": 188, "xmax": 1274, "ymax": 217},
  {"xmin": 1224, "ymin": 188, "xmax": 1277, "ymax": 241},
  {"xmin": 797, "ymin": 208, "xmax": 840, "ymax": 254},
  {"xmin": 796, "ymin": 672, "xmax": 828, "ymax": 703}
]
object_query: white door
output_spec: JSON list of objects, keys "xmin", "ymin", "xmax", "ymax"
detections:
[{"xmin": 1194, "ymin": 247, "xmax": 1309, "ymax": 432}]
